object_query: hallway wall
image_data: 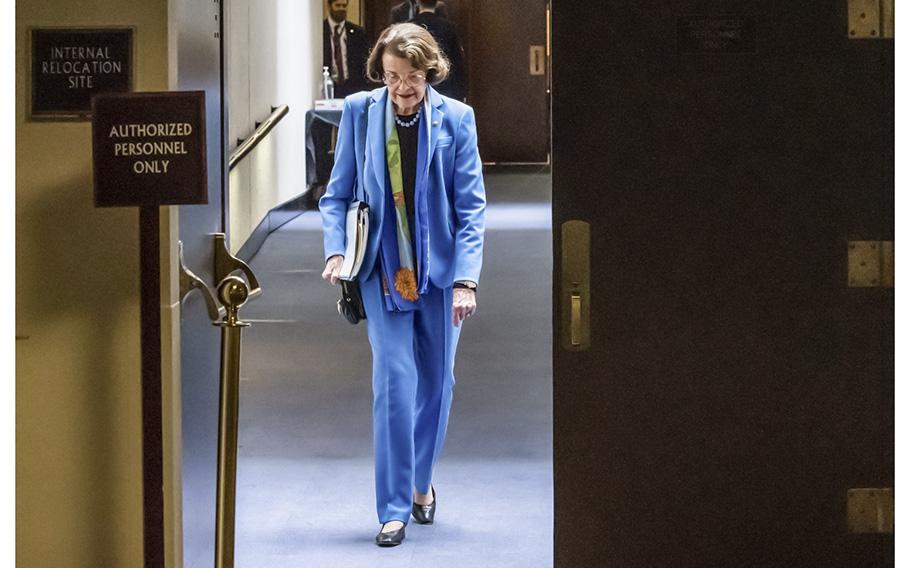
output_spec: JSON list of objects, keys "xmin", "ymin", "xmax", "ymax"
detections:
[
  {"xmin": 15, "ymin": 1, "xmax": 169, "ymax": 567},
  {"xmin": 227, "ymin": 0, "xmax": 322, "ymax": 253}
]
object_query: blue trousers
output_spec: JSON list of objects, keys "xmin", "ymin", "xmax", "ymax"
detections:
[{"xmin": 361, "ymin": 267, "xmax": 461, "ymax": 524}]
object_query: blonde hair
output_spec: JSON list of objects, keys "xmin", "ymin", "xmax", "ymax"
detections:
[{"xmin": 366, "ymin": 23, "xmax": 450, "ymax": 85}]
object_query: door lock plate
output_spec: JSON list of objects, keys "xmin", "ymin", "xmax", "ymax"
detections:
[
  {"xmin": 561, "ymin": 221, "xmax": 590, "ymax": 351},
  {"xmin": 529, "ymin": 45, "xmax": 546, "ymax": 76}
]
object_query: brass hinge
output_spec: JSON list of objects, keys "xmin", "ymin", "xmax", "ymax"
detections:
[
  {"xmin": 848, "ymin": 0, "xmax": 894, "ymax": 39},
  {"xmin": 847, "ymin": 488, "xmax": 894, "ymax": 533},
  {"xmin": 848, "ymin": 241, "xmax": 893, "ymax": 287}
]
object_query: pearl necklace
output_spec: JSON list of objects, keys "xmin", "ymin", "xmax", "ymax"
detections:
[{"xmin": 395, "ymin": 108, "xmax": 421, "ymax": 128}]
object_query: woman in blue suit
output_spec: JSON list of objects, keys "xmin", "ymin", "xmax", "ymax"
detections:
[{"xmin": 319, "ymin": 23, "xmax": 485, "ymax": 547}]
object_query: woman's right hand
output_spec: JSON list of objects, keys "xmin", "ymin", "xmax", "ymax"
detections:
[{"xmin": 322, "ymin": 255, "xmax": 345, "ymax": 285}]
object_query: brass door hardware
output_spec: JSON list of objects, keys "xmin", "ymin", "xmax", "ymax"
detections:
[
  {"xmin": 848, "ymin": 0, "xmax": 894, "ymax": 39},
  {"xmin": 179, "ymin": 236, "xmax": 261, "ymax": 568},
  {"xmin": 847, "ymin": 488, "xmax": 894, "ymax": 533},
  {"xmin": 213, "ymin": 233, "xmax": 262, "ymax": 298},
  {"xmin": 570, "ymin": 293, "xmax": 583, "ymax": 346},
  {"xmin": 848, "ymin": 240, "xmax": 893, "ymax": 287},
  {"xmin": 561, "ymin": 221, "xmax": 590, "ymax": 351},
  {"xmin": 529, "ymin": 45, "xmax": 546, "ymax": 76},
  {"xmin": 178, "ymin": 241, "xmax": 223, "ymax": 321}
]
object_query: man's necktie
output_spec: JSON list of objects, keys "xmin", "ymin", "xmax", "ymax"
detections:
[{"xmin": 333, "ymin": 25, "xmax": 345, "ymax": 83}]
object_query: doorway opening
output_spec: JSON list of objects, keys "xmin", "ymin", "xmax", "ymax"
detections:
[{"xmin": 218, "ymin": 1, "xmax": 553, "ymax": 565}]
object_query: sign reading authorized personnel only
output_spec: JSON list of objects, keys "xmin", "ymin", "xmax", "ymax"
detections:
[{"xmin": 92, "ymin": 91, "xmax": 208, "ymax": 207}]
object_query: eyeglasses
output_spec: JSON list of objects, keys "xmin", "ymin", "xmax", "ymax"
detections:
[{"xmin": 383, "ymin": 71, "xmax": 427, "ymax": 88}]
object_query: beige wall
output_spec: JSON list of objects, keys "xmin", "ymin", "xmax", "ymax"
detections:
[
  {"xmin": 227, "ymin": 0, "xmax": 322, "ymax": 253},
  {"xmin": 15, "ymin": 1, "xmax": 169, "ymax": 566}
]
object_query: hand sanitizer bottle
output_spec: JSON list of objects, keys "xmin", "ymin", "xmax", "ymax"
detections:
[{"xmin": 322, "ymin": 66, "xmax": 335, "ymax": 100}]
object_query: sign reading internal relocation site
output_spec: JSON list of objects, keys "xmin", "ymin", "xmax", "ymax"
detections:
[
  {"xmin": 92, "ymin": 91, "xmax": 208, "ymax": 207},
  {"xmin": 31, "ymin": 28, "xmax": 133, "ymax": 119}
]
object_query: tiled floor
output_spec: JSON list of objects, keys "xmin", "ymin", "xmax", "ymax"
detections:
[{"xmin": 232, "ymin": 169, "xmax": 553, "ymax": 567}]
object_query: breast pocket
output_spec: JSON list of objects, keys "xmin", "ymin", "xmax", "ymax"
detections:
[{"xmin": 436, "ymin": 135, "xmax": 454, "ymax": 149}]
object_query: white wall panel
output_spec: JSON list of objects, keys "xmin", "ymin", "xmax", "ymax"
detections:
[{"xmin": 228, "ymin": 0, "xmax": 322, "ymax": 253}]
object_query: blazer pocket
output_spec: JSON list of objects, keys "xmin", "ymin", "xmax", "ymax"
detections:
[{"xmin": 436, "ymin": 135, "xmax": 454, "ymax": 148}]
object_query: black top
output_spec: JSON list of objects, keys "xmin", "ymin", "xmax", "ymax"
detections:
[
  {"xmin": 390, "ymin": 0, "xmax": 449, "ymax": 24},
  {"xmin": 396, "ymin": 112, "xmax": 421, "ymax": 243}
]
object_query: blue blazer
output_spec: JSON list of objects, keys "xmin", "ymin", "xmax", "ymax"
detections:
[{"xmin": 320, "ymin": 86, "xmax": 486, "ymax": 288}]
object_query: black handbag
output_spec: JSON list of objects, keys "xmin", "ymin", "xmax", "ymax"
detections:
[{"xmin": 337, "ymin": 279, "xmax": 367, "ymax": 324}]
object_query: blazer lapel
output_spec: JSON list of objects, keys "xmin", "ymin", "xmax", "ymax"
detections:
[
  {"xmin": 426, "ymin": 86, "xmax": 445, "ymax": 172},
  {"xmin": 366, "ymin": 88, "xmax": 387, "ymax": 202}
]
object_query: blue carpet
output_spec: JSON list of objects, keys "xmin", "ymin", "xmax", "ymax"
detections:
[{"xmin": 233, "ymin": 169, "xmax": 553, "ymax": 566}]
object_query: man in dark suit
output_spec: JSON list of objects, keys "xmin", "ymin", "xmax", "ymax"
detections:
[
  {"xmin": 323, "ymin": 0, "xmax": 370, "ymax": 98},
  {"xmin": 411, "ymin": 0, "xmax": 467, "ymax": 101},
  {"xmin": 390, "ymin": 0, "xmax": 448, "ymax": 24},
  {"xmin": 314, "ymin": 0, "xmax": 372, "ymax": 203}
]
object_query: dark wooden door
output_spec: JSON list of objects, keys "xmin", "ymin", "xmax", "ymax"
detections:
[
  {"xmin": 552, "ymin": 2, "xmax": 893, "ymax": 567},
  {"xmin": 467, "ymin": 0, "xmax": 549, "ymax": 163}
]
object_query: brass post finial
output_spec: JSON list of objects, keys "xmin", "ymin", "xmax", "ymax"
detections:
[{"xmin": 217, "ymin": 276, "xmax": 249, "ymax": 327}]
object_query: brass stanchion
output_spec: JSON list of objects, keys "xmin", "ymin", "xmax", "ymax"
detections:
[{"xmin": 213, "ymin": 276, "xmax": 250, "ymax": 568}]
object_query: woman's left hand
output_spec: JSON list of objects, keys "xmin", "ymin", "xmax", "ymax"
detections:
[{"xmin": 452, "ymin": 288, "xmax": 477, "ymax": 327}]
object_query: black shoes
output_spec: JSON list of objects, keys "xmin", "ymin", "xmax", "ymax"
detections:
[
  {"xmin": 375, "ymin": 523, "xmax": 406, "ymax": 547},
  {"xmin": 374, "ymin": 487, "xmax": 435, "ymax": 547},
  {"xmin": 411, "ymin": 486, "xmax": 436, "ymax": 524}
]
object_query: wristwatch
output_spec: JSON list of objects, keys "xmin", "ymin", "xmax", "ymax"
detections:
[{"xmin": 453, "ymin": 280, "xmax": 477, "ymax": 292}]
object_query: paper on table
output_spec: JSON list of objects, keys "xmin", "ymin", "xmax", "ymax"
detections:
[{"xmin": 315, "ymin": 99, "xmax": 345, "ymax": 110}]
